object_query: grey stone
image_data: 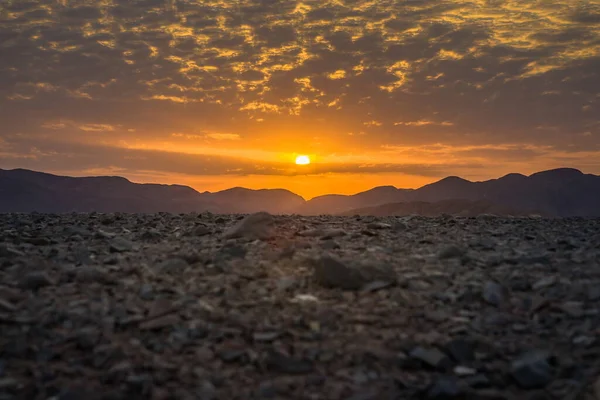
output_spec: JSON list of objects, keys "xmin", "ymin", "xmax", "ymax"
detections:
[
  {"xmin": 109, "ymin": 237, "xmax": 133, "ymax": 253},
  {"xmin": 312, "ymin": 255, "xmax": 395, "ymax": 290},
  {"xmin": 510, "ymin": 351, "xmax": 554, "ymax": 389},
  {"xmin": 19, "ymin": 271, "xmax": 53, "ymax": 290},
  {"xmin": 482, "ymin": 281, "xmax": 508, "ymax": 307},
  {"xmin": 223, "ymin": 212, "xmax": 274, "ymax": 240},
  {"xmin": 410, "ymin": 346, "xmax": 453, "ymax": 370}
]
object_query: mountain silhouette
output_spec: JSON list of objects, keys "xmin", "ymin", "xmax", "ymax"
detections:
[{"xmin": 1, "ymin": 167, "xmax": 599, "ymax": 216}]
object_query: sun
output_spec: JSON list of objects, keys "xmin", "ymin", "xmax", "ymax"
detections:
[{"xmin": 295, "ymin": 155, "xmax": 311, "ymax": 165}]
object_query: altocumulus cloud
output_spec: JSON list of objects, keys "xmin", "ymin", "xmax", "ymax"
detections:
[{"xmin": 0, "ymin": 0, "xmax": 599, "ymax": 179}]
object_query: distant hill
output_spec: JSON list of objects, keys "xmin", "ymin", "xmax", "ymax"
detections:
[
  {"xmin": 1, "ymin": 167, "xmax": 599, "ymax": 216},
  {"xmin": 0, "ymin": 169, "xmax": 301, "ymax": 214},
  {"xmin": 295, "ymin": 186, "xmax": 414, "ymax": 215},
  {"xmin": 340, "ymin": 199, "xmax": 541, "ymax": 217}
]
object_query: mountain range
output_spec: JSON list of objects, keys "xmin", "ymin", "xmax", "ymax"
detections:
[{"xmin": 1, "ymin": 167, "xmax": 599, "ymax": 216}]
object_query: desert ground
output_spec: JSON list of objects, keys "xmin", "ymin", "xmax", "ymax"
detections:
[{"xmin": 1, "ymin": 212, "xmax": 600, "ymax": 399}]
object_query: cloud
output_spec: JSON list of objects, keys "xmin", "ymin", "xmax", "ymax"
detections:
[{"xmin": 0, "ymin": 0, "xmax": 598, "ymax": 187}]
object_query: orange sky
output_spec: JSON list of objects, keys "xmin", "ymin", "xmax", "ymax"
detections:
[{"xmin": 0, "ymin": 0, "xmax": 599, "ymax": 197}]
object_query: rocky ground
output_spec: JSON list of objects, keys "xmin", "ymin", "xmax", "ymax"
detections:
[{"xmin": 1, "ymin": 212, "xmax": 600, "ymax": 400}]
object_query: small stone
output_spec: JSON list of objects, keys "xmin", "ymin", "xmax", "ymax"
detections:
[
  {"xmin": 426, "ymin": 376, "xmax": 462, "ymax": 399},
  {"xmin": 410, "ymin": 346, "xmax": 453, "ymax": 370},
  {"xmin": 510, "ymin": 350, "xmax": 554, "ymax": 389},
  {"xmin": 156, "ymin": 258, "xmax": 188, "ymax": 273},
  {"xmin": 312, "ymin": 255, "xmax": 395, "ymax": 290},
  {"xmin": 276, "ymin": 277, "xmax": 297, "ymax": 291},
  {"xmin": 0, "ymin": 377, "xmax": 19, "ymax": 389},
  {"xmin": 454, "ymin": 366, "xmax": 477, "ymax": 376},
  {"xmin": 366, "ymin": 222, "xmax": 391, "ymax": 229},
  {"xmin": 75, "ymin": 266, "xmax": 113, "ymax": 284},
  {"xmin": 19, "ymin": 271, "xmax": 53, "ymax": 290},
  {"xmin": 265, "ymin": 350, "xmax": 313, "ymax": 374},
  {"xmin": 110, "ymin": 237, "xmax": 133, "ymax": 253},
  {"xmin": 223, "ymin": 212, "xmax": 274, "ymax": 240},
  {"xmin": 587, "ymin": 285, "xmax": 600, "ymax": 301},
  {"xmin": 531, "ymin": 276, "xmax": 557, "ymax": 290},
  {"xmin": 465, "ymin": 374, "xmax": 491, "ymax": 389},
  {"xmin": 444, "ymin": 338, "xmax": 475, "ymax": 363},
  {"xmin": 217, "ymin": 344, "xmax": 247, "ymax": 363},
  {"xmin": 559, "ymin": 301, "xmax": 583, "ymax": 318},
  {"xmin": 482, "ymin": 281, "xmax": 508, "ymax": 307},
  {"xmin": 190, "ymin": 225, "xmax": 211, "ymax": 236},
  {"xmin": 593, "ymin": 376, "xmax": 600, "ymax": 400},
  {"xmin": 439, "ymin": 245, "xmax": 465, "ymax": 260},
  {"xmin": 139, "ymin": 314, "xmax": 180, "ymax": 330},
  {"xmin": 0, "ymin": 245, "xmax": 24, "ymax": 258},
  {"xmin": 0, "ymin": 298, "xmax": 17, "ymax": 312},
  {"xmin": 361, "ymin": 280, "xmax": 394, "ymax": 292},
  {"xmin": 141, "ymin": 229, "xmax": 162, "ymax": 240},
  {"xmin": 253, "ymin": 331, "xmax": 281, "ymax": 342},
  {"xmin": 76, "ymin": 326, "xmax": 101, "ymax": 349},
  {"xmin": 139, "ymin": 284, "xmax": 154, "ymax": 300},
  {"xmin": 298, "ymin": 228, "xmax": 346, "ymax": 238}
]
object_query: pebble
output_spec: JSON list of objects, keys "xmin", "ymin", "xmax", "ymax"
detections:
[
  {"xmin": 19, "ymin": 271, "xmax": 54, "ymax": 290},
  {"xmin": 482, "ymin": 281, "xmax": 508, "ymax": 307},
  {"xmin": 510, "ymin": 351, "xmax": 554, "ymax": 389},
  {"xmin": 109, "ymin": 237, "xmax": 133, "ymax": 252}
]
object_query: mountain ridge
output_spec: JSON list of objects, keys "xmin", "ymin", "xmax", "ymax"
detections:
[{"xmin": 1, "ymin": 167, "xmax": 599, "ymax": 216}]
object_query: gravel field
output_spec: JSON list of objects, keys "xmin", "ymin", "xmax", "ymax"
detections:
[{"xmin": 1, "ymin": 212, "xmax": 600, "ymax": 400}]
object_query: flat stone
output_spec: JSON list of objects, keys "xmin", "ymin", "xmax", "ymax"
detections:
[
  {"xmin": 265, "ymin": 350, "xmax": 313, "ymax": 374},
  {"xmin": 190, "ymin": 225, "xmax": 211, "ymax": 236},
  {"xmin": 410, "ymin": 346, "xmax": 453, "ymax": 370},
  {"xmin": 156, "ymin": 258, "xmax": 188, "ymax": 273},
  {"xmin": 0, "ymin": 245, "xmax": 24, "ymax": 258},
  {"xmin": 438, "ymin": 245, "xmax": 466, "ymax": 260},
  {"xmin": 19, "ymin": 271, "xmax": 54, "ymax": 290},
  {"xmin": 75, "ymin": 266, "xmax": 113, "ymax": 284},
  {"xmin": 531, "ymin": 276, "xmax": 557, "ymax": 290},
  {"xmin": 139, "ymin": 314, "xmax": 180, "ymax": 330},
  {"xmin": 109, "ymin": 237, "xmax": 133, "ymax": 253},
  {"xmin": 482, "ymin": 281, "xmax": 508, "ymax": 307},
  {"xmin": 311, "ymin": 255, "xmax": 395, "ymax": 290},
  {"xmin": 454, "ymin": 366, "xmax": 477, "ymax": 376},
  {"xmin": 223, "ymin": 212, "xmax": 274, "ymax": 240},
  {"xmin": 426, "ymin": 376, "xmax": 462, "ymax": 399},
  {"xmin": 445, "ymin": 338, "xmax": 475, "ymax": 363},
  {"xmin": 510, "ymin": 351, "xmax": 554, "ymax": 389}
]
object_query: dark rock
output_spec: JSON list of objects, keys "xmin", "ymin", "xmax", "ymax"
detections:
[
  {"xmin": 410, "ymin": 346, "xmax": 453, "ymax": 370},
  {"xmin": 464, "ymin": 374, "xmax": 491, "ymax": 388},
  {"xmin": 75, "ymin": 266, "xmax": 113, "ymax": 284},
  {"xmin": 445, "ymin": 339, "xmax": 475, "ymax": 363},
  {"xmin": 109, "ymin": 237, "xmax": 133, "ymax": 253},
  {"xmin": 425, "ymin": 376, "xmax": 463, "ymax": 399},
  {"xmin": 312, "ymin": 255, "xmax": 395, "ymax": 290},
  {"xmin": 19, "ymin": 271, "xmax": 53, "ymax": 290},
  {"xmin": 510, "ymin": 351, "xmax": 554, "ymax": 389},
  {"xmin": 266, "ymin": 350, "xmax": 313, "ymax": 374},
  {"xmin": 439, "ymin": 245, "xmax": 466, "ymax": 260},
  {"xmin": 482, "ymin": 281, "xmax": 508, "ymax": 307},
  {"xmin": 156, "ymin": 258, "xmax": 188, "ymax": 274},
  {"xmin": 0, "ymin": 245, "xmax": 24, "ymax": 258},
  {"xmin": 223, "ymin": 212, "xmax": 274, "ymax": 240},
  {"xmin": 190, "ymin": 225, "xmax": 211, "ymax": 237}
]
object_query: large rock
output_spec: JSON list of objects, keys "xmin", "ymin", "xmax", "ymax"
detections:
[
  {"xmin": 311, "ymin": 255, "xmax": 396, "ymax": 290},
  {"xmin": 223, "ymin": 212, "xmax": 275, "ymax": 240}
]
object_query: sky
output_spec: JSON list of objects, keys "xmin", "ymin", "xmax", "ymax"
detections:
[{"xmin": 0, "ymin": 0, "xmax": 599, "ymax": 199}]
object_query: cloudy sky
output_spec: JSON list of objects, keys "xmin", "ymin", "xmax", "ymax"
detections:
[{"xmin": 1, "ymin": 0, "xmax": 599, "ymax": 198}]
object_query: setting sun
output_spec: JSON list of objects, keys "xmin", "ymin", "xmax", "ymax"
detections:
[{"xmin": 295, "ymin": 155, "xmax": 311, "ymax": 165}]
